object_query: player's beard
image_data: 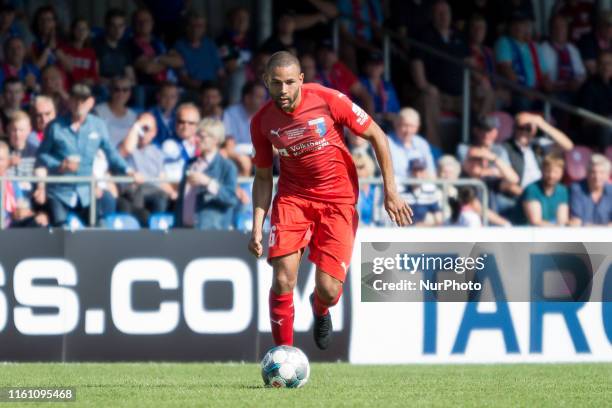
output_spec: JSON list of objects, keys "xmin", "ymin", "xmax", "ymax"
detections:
[{"xmin": 275, "ymin": 89, "xmax": 299, "ymax": 112}]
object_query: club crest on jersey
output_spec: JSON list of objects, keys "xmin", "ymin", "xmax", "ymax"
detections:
[{"xmin": 308, "ymin": 117, "xmax": 327, "ymax": 137}]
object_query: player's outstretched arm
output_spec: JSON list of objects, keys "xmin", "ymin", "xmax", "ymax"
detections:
[
  {"xmin": 248, "ymin": 166, "xmax": 273, "ymax": 257},
  {"xmin": 359, "ymin": 121, "xmax": 414, "ymax": 226}
]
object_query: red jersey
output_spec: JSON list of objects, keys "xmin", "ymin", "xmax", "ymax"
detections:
[
  {"xmin": 59, "ymin": 45, "xmax": 98, "ymax": 85},
  {"xmin": 251, "ymin": 83, "xmax": 372, "ymax": 205}
]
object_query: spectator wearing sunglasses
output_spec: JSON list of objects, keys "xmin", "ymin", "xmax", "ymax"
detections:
[
  {"xmin": 93, "ymin": 76, "xmax": 136, "ymax": 147},
  {"xmin": 502, "ymin": 112, "xmax": 573, "ymax": 191},
  {"xmin": 162, "ymin": 102, "xmax": 201, "ymax": 184}
]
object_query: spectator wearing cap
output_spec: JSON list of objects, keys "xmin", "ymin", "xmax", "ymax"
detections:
[
  {"xmin": 35, "ymin": 83, "xmax": 143, "ymax": 226},
  {"xmin": 577, "ymin": 51, "xmax": 612, "ymax": 149},
  {"xmin": 93, "ymin": 76, "xmax": 137, "ymax": 147},
  {"xmin": 569, "ymin": 154, "xmax": 612, "ymax": 226},
  {"xmin": 177, "ymin": 118, "xmax": 238, "ymax": 230},
  {"xmin": 461, "ymin": 146, "xmax": 514, "ymax": 226},
  {"xmin": 315, "ymin": 42, "xmax": 374, "ymax": 115},
  {"xmin": 578, "ymin": 10, "xmax": 612, "ymax": 75},
  {"xmin": 359, "ymin": 52, "xmax": 400, "ymax": 130},
  {"xmin": 522, "ymin": 153, "xmax": 569, "ymax": 226},
  {"xmin": 217, "ymin": 7, "xmax": 253, "ymax": 104},
  {"xmin": 58, "ymin": 18, "xmax": 98, "ymax": 88},
  {"xmin": 0, "ymin": 37, "xmax": 40, "ymax": 94},
  {"xmin": 397, "ymin": 157, "xmax": 443, "ymax": 227},
  {"xmin": 457, "ymin": 116, "xmax": 513, "ymax": 166},
  {"xmin": 495, "ymin": 11, "xmax": 551, "ymax": 112},
  {"xmin": 92, "ymin": 9, "xmax": 136, "ymax": 91},
  {"xmin": 388, "ymin": 107, "xmax": 436, "ymax": 179},
  {"xmin": 118, "ymin": 112, "xmax": 177, "ymax": 226},
  {"xmin": 175, "ymin": 13, "xmax": 225, "ymax": 91},
  {"xmin": 503, "ymin": 112, "xmax": 573, "ymax": 193}
]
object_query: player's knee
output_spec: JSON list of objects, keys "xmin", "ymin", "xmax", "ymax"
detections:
[
  {"xmin": 316, "ymin": 284, "xmax": 341, "ymax": 305},
  {"xmin": 272, "ymin": 272, "xmax": 297, "ymax": 293}
]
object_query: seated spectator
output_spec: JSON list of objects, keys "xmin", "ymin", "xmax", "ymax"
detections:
[
  {"xmin": 578, "ymin": 10, "xmax": 612, "ymax": 75},
  {"xmin": 217, "ymin": 6, "xmax": 253, "ymax": 104},
  {"xmin": 569, "ymin": 154, "xmax": 612, "ymax": 226},
  {"xmin": 503, "ymin": 112, "xmax": 574, "ymax": 190},
  {"xmin": 92, "ymin": 9, "xmax": 135, "ymax": 91},
  {"xmin": 0, "ymin": 5, "xmax": 32, "ymax": 62},
  {"xmin": 29, "ymin": 95, "xmax": 57, "ymax": 147},
  {"xmin": 30, "ymin": 5, "xmax": 71, "ymax": 70},
  {"xmin": 387, "ymin": 107, "xmax": 436, "ymax": 178},
  {"xmin": 0, "ymin": 78, "xmax": 27, "ymax": 135},
  {"xmin": 6, "ymin": 111, "xmax": 37, "ymax": 176},
  {"xmin": 117, "ymin": 112, "xmax": 177, "ymax": 226},
  {"xmin": 401, "ymin": 158, "xmax": 443, "ymax": 226},
  {"xmin": 40, "ymin": 65, "xmax": 69, "ymax": 115},
  {"xmin": 337, "ymin": 0, "xmax": 383, "ymax": 72},
  {"xmin": 0, "ymin": 37, "xmax": 40, "ymax": 95},
  {"xmin": 175, "ymin": 13, "xmax": 224, "ymax": 91},
  {"xmin": 495, "ymin": 12, "xmax": 551, "ymax": 112},
  {"xmin": 522, "ymin": 153, "xmax": 569, "ymax": 226},
  {"xmin": 200, "ymin": 82, "xmax": 224, "ymax": 120},
  {"xmin": 300, "ymin": 53, "xmax": 317, "ymax": 83},
  {"xmin": 352, "ymin": 151, "xmax": 381, "ymax": 226},
  {"xmin": 223, "ymin": 81, "xmax": 267, "ymax": 149},
  {"xmin": 260, "ymin": 12, "xmax": 302, "ymax": 55},
  {"xmin": 177, "ymin": 118, "xmax": 238, "ymax": 229},
  {"xmin": 554, "ymin": 0, "xmax": 596, "ymax": 43},
  {"xmin": 35, "ymin": 83, "xmax": 143, "ymax": 226},
  {"xmin": 93, "ymin": 76, "xmax": 137, "ymax": 147},
  {"xmin": 451, "ymin": 186, "xmax": 483, "ymax": 227},
  {"xmin": 577, "ymin": 51, "xmax": 612, "ymax": 149},
  {"xmin": 315, "ymin": 42, "xmax": 374, "ymax": 114},
  {"xmin": 59, "ymin": 18, "xmax": 98, "ymax": 87},
  {"xmin": 467, "ymin": 14, "xmax": 498, "ymax": 115},
  {"xmin": 462, "ymin": 146, "xmax": 515, "ymax": 226},
  {"xmin": 150, "ymin": 82, "xmax": 179, "ymax": 145},
  {"xmin": 162, "ymin": 102, "xmax": 201, "ymax": 182},
  {"xmin": 437, "ymin": 154, "xmax": 461, "ymax": 221},
  {"xmin": 0, "ymin": 140, "xmax": 47, "ymax": 228},
  {"xmin": 131, "ymin": 8, "xmax": 184, "ymax": 106},
  {"xmin": 410, "ymin": 0, "xmax": 473, "ymax": 149},
  {"xmin": 541, "ymin": 14, "xmax": 586, "ymax": 95},
  {"xmin": 458, "ymin": 116, "xmax": 513, "ymax": 165},
  {"xmin": 359, "ymin": 52, "xmax": 400, "ymax": 130}
]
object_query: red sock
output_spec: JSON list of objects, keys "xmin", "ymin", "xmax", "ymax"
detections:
[
  {"xmin": 312, "ymin": 287, "xmax": 343, "ymax": 317},
  {"xmin": 269, "ymin": 289, "xmax": 294, "ymax": 346}
]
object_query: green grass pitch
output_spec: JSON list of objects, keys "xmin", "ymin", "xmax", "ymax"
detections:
[{"xmin": 0, "ymin": 362, "xmax": 610, "ymax": 407}]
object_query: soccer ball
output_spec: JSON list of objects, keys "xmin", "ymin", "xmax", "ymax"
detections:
[{"xmin": 261, "ymin": 345, "xmax": 310, "ymax": 388}]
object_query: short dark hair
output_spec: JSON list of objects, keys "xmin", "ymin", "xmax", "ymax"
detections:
[
  {"xmin": 200, "ymin": 81, "xmax": 222, "ymax": 94},
  {"xmin": 3, "ymin": 77, "xmax": 23, "ymax": 92},
  {"xmin": 241, "ymin": 81, "xmax": 265, "ymax": 99},
  {"xmin": 157, "ymin": 81, "xmax": 178, "ymax": 95},
  {"xmin": 265, "ymin": 51, "xmax": 301, "ymax": 74},
  {"xmin": 3, "ymin": 35, "xmax": 24, "ymax": 56},
  {"xmin": 105, "ymin": 8, "xmax": 126, "ymax": 27}
]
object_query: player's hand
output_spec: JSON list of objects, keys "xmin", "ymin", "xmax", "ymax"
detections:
[
  {"xmin": 384, "ymin": 190, "xmax": 413, "ymax": 227},
  {"xmin": 248, "ymin": 229, "xmax": 264, "ymax": 258}
]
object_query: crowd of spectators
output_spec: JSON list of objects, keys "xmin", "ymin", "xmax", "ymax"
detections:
[{"xmin": 0, "ymin": 0, "xmax": 610, "ymax": 230}]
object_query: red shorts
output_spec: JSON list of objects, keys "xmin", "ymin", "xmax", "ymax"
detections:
[{"xmin": 267, "ymin": 195, "xmax": 358, "ymax": 282}]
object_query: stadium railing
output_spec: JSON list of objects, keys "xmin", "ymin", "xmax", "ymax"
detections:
[
  {"xmin": 0, "ymin": 175, "xmax": 489, "ymax": 229},
  {"xmin": 332, "ymin": 13, "xmax": 612, "ymax": 143}
]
